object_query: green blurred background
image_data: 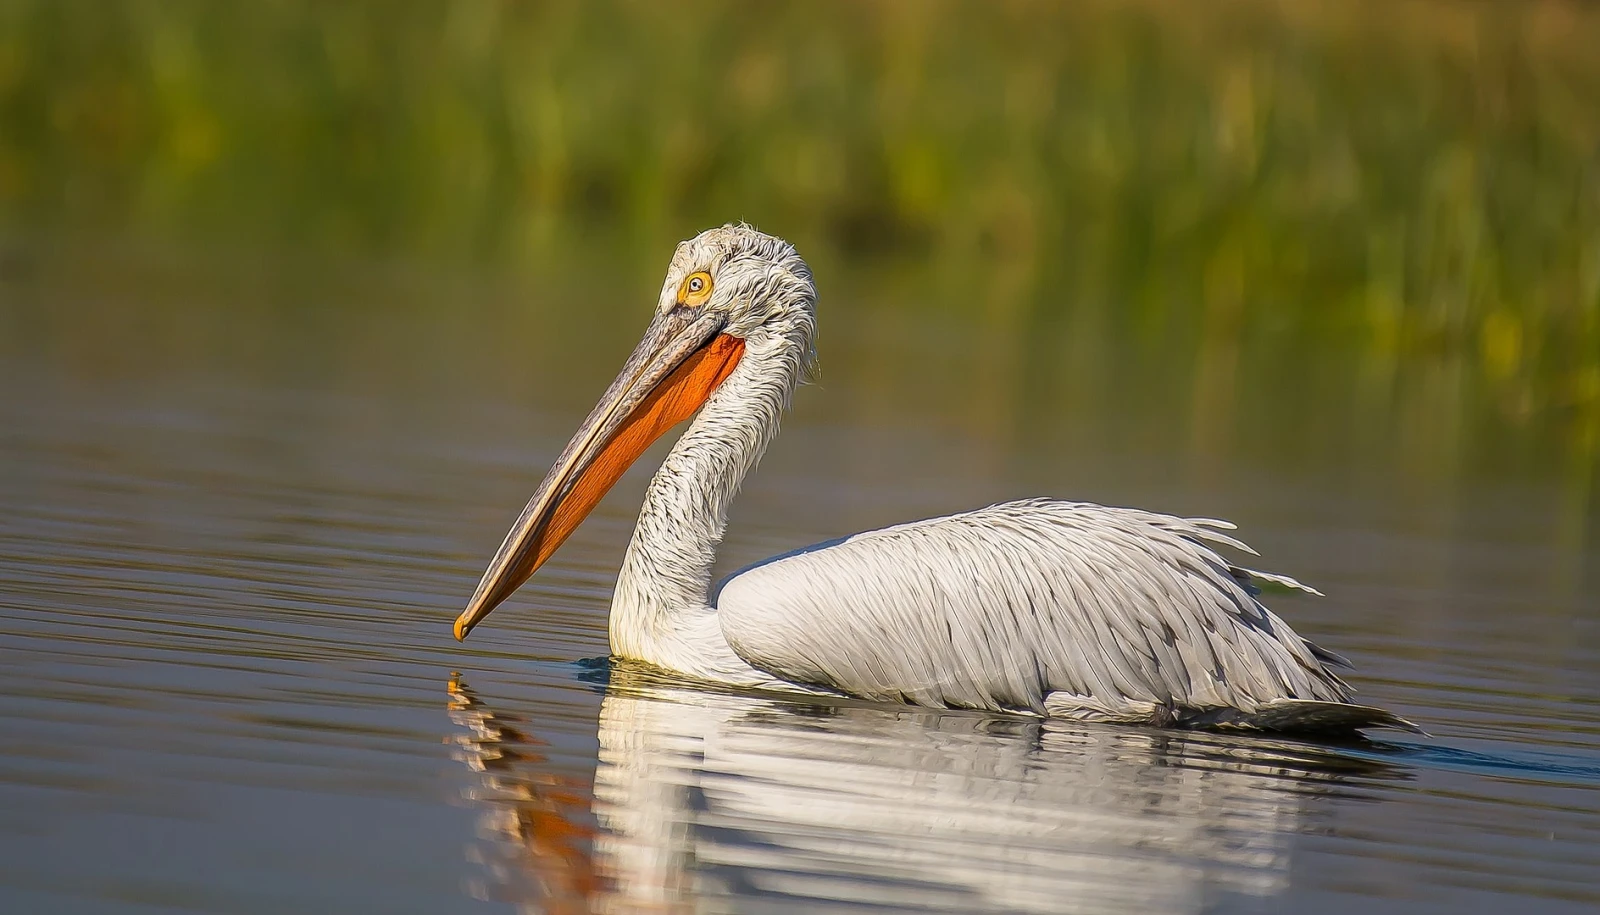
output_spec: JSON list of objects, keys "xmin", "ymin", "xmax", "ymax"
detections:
[{"xmin": 1, "ymin": 0, "xmax": 1596, "ymax": 515}]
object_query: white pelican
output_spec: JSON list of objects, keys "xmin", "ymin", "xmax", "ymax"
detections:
[{"xmin": 454, "ymin": 224, "xmax": 1418, "ymax": 735}]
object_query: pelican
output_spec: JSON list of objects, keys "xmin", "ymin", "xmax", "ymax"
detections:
[{"xmin": 454, "ymin": 224, "xmax": 1418, "ymax": 735}]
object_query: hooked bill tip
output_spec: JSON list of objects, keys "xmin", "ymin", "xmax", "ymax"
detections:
[{"xmin": 453, "ymin": 616, "xmax": 472, "ymax": 642}]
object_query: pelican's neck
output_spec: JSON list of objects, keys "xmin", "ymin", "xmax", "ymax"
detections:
[{"xmin": 610, "ymin": 326, "xmax": 804, "ymax": 679}]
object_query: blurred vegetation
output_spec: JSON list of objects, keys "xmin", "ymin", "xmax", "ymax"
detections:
[{"xmin": 0, "ymin": 0, "xmax": 1597, "ymax": 477}]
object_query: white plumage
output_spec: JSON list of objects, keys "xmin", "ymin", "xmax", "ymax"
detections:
[
  {"xmin": 718, "ymin": 499, "xmax": 1353, "ymax": 726},
  {"xmin": 455, "ymin": 224, "xmax": 1418, "ymax": 735}
]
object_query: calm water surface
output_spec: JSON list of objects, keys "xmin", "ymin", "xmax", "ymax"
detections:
[{"xmin": 2, "ymin": 248, "xmax": 1598, "ymax": 914}]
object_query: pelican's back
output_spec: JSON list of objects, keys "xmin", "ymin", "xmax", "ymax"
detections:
[{"xmin": 716, "ymin": 499, "xmax": 1415, "ymax": 733}]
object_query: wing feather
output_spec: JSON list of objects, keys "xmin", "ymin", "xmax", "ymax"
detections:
[{"xmin": 716, "ymin": 499, "xmax": 1353, "ymax": 723}]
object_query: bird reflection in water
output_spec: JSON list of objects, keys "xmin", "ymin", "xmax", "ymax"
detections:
[{"xmin": 446, "ymin": 669, "xmax": 1405, "ymax": 914}]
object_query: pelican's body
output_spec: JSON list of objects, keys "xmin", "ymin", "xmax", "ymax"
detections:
[{"xmin": 455, "ymin": 225, "xmax": 1417, "ymax": 734}]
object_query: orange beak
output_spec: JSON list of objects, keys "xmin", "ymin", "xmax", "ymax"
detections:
[{"xmin": 454, "ymin": 308, "xmax": 745, "ymax": 640}]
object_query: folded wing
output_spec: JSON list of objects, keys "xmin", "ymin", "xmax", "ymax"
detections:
[{"xmin": 716, "ymin": 499, "xmax": 1356, "ymax": 724}]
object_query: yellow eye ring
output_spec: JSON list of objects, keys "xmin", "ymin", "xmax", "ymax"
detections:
[{"xmin": 680, "ymin": 271, "xmax": 713, "ymax": 306}]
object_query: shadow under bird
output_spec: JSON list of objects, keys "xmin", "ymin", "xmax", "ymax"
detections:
[{"xmin": 453, "ymin": 224, "xmax": 1420, "ymax": 735}]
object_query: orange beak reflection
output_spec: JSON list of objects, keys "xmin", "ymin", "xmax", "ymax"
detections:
[{"xmin": 454, "ymin": 309, "xmax": 744, "ymax": 640}]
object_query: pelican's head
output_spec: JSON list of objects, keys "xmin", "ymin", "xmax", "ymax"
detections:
[
  {"xmin": 655, "ymin": 223, "xmax": 817, "ymax": 348},
  {"xmin": 453, "ymin": 225, "xmax": 815, "ymax": 641}
]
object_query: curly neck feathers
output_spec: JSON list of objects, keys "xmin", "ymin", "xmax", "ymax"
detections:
[{"xmin": 608, "ymin": 323, "xmax": 806, "ymax": 679}]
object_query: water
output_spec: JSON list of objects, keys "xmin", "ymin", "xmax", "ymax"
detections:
[{"xmin": 0, "ymin": 240, "xmax": 1595, "ymax": 914}]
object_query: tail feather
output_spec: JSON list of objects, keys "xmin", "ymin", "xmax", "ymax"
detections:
[{"xmin": 1187, "ymin": 699, "xmax": 1427, "ymax": 736}]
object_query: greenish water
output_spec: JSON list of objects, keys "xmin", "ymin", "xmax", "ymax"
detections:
[{"xmin": 1, "ymin": 1, "xmax": 1598, "ymax": 912}]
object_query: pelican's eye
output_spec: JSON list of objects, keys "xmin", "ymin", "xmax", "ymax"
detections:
[{"xmin": 679, "ymin": 271, "xmax": 713, "ymax": 307}]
